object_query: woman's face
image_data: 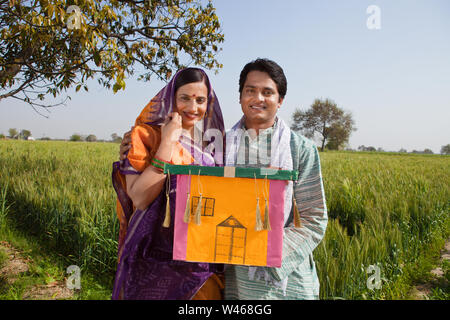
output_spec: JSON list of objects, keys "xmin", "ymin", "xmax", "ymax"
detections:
[{"xmin": 175, "ymin": 81, "xmax": 208, "ymax": 130}]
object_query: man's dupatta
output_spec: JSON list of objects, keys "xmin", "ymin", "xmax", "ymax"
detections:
[{"xmin": 111, "ymin": 68, "xmax": 225, "ymax": 300}]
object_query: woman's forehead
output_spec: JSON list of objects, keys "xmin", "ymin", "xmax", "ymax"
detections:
[{"xmin": 176, "ymin": 81, "xmax": 208, "ymax": 96}]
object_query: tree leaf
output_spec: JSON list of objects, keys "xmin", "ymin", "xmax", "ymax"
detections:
[{"xmin": 93, "ymin": 51, "xmax": 102, "ymax": 67}]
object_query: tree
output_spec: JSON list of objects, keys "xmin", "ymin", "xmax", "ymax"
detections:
[
  {"xmin": 325, "ymin": 122, "xmax": 354, "ymax": 150},
  {"xmin": 20, "ymin": 129, "xmax": 31, "ymax": 140},
  {"xmin": 111, "ymin": 133, "xmax": 122, "ymax": 143},
  {"xmin": 441, "ymin": 144, "xmax": 450, "ymax": 155},
  {"xmin": 8, "ymin": 128, "xmax": 18, "ymax": 139},
  {"xmin": 291, "ymin": 98, "xmax": 356, "ymax": 151},
  {"xmin": 423, "ymin": 148, "xmax": 433, "ymax": 154},
  {"xmin": 0, "ymin": 0, "xmax": 224, "ymax": 111},
  {"xmin": 357, "ymin": 145, "xmax": 376, "ymax": 152},
  {"xmin": 86, "ymin": 134, "xmax": 97, "ymax": 142},
  {"xmin": 70, "ymin": 133, "xmax": 82, "ymax": 141}
]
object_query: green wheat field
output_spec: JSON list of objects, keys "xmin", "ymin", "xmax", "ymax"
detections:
[{"xmin": 0, "ymin": 140, "xmax": 449, "ymax": 299}]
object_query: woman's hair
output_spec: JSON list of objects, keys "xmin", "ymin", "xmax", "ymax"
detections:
[
  {"xmin": 174, "ymin": 68, "xmax": 209, "ymax": 95},
  {"xmin": 238, "ymin": 58, "xmax": 287, "ymax": 100}
]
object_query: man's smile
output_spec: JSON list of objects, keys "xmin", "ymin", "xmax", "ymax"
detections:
[{"xmin": 249, "ymin": 105, "xmax": 266, "ymax": 110}]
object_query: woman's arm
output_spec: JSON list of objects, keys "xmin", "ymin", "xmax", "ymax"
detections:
[
  {"xmin": 125, "ymin": 113, "xmax": 182, "ymax": 211},
  {"xmin": 125, "ymin": 139, "xmax": 171, "ymax": 210}
]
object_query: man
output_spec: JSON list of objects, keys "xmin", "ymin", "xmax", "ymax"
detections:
[
  {"xmin": 223, "ymin": 58, "xmax": 327, "ymax": 299},
  {"xmin": 119, "ymin": 59, "xmax": 328, "ymax": 299}
]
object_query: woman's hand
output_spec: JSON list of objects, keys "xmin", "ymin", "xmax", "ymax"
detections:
[
  {"xmin": 119, "ymin": 128, "xmax": 133, "ymax": 161},
  {"xmin": 160, "ymin": 112, "xmax": 182, "ymax": 145},
  {"xmin": 155, "ymin": 112, "xmax": 182, "ymax": 162}
]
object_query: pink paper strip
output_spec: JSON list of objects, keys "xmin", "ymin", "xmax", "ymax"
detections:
[
  {"xmin": 266, "ymin": 180, "xmax": 285, "ymax": 267},
  {"xmin": 173, "ymin": 174, "xmax": 190, "ymax": 261}
]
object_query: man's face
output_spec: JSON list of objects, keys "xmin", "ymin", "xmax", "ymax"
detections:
[{"xmin": 240, "ymin": 70, "xmax": 283, "ymax": 130}]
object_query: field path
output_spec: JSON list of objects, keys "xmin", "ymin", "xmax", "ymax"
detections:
[
  {"xmin": 0, "ymin": 241, "xmax": 73, "ymax": 300},
  {"xmin": 410, "ymin": 238, "xmax": 450, "ymax": 300}
]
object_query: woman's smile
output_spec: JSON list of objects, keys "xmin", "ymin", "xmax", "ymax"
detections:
[{"xmin": 183, "ymin": 111, "xmax": 200, "ymax": 120}]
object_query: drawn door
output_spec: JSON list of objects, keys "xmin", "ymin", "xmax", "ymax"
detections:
[{"xmin": 214, "ymin": 215, "xmax": 247, "ymax": 264}]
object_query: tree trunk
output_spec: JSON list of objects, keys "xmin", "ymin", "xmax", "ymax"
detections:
[{"xmin": 321, "ymin": 122, "xmax": 327, "ymax": 151}]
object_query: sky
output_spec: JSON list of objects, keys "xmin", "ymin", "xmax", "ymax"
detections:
[{"xmin": 1, "ymin": 0, "xmax": 449, "ymax": 153}]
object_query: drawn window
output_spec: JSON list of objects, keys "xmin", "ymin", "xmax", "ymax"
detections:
[
  {"xmin": 214, "ymin": 215, "xmax": 247, "ymax": 264},
  {"xmin": 191, "ymin": 196, "xmax": 215, "ymax": 217}
]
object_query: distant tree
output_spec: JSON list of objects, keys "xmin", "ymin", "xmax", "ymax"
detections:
[
  {"xmin": 8, "ymin": 128, "xmax": 18, "ymax": 139},
  {"xmin": 40, "ymin": 137, "xmax": 51, "ymax": 141},
  {"xmin": 111, "ymin": 133, "xmax": 122, "ymax": 143},
  {"xmin": 0, "ymin": 0, "xmax": 224, "ymax": 111},
  {"xmin": 398, "ymin": 148, "xmax": 407, "ymax": 153},
  {"xmin": 423, "ymin": 148, "xmax": 433, "ymax": 154},
  {"xmin": 86, "ymin": 134, "xmax": 97, "ymax": 142},
  {"xmin": 440, "ymin": 144, "xmax": 450, "ymax": 155},
  {"xmin": 377, "ymin": 147, "xmax": 384, "ymax": 152},
  {"xmin": 291, "ymin": 98, "xmax": 356, "ymax": 151},
  {"xmin": 357, "ymin": 145, "xmax": 376, "ymax": 152},
  {"xmin": 70, "ymin": 134, "xmax": 82, "ymax": 142},
  {"xmin": 20, "ymin": 129, "xmax": 31, "ymax": 140},
  {"xmin": 0, "ymin": 133, "xmax": 5, "ymax": 139}
]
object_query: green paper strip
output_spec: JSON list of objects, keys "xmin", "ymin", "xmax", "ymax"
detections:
[
  {"xmin": 151, "ymin": 161, "xmax": 164, "ymax": 170},
  {"xmin": 152, "ymin": 158, "xmax": 165, "ymax": 165},
  {"xmin": 163, "ymin": 164, "xmax": 298, "ymax": 181}
]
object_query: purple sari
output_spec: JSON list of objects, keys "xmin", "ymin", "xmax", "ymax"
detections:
[{"xmin": 111, "ymin": 68, "xmax": 225, "ymax": 300}]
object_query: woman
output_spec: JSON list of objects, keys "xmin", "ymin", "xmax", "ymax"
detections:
[{"xmin": 111, "ymin": 68, "xmax": 225, "ymax": 300}]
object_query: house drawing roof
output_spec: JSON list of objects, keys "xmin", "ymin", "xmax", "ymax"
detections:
[{"xmin": 217, "ymin": 215, "xmax": 246, "ymax": 229}]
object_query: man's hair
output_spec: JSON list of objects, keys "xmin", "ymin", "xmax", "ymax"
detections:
[{"xmin": 239, "ymin": 58, "xmax": 287, "ymax": 100}]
